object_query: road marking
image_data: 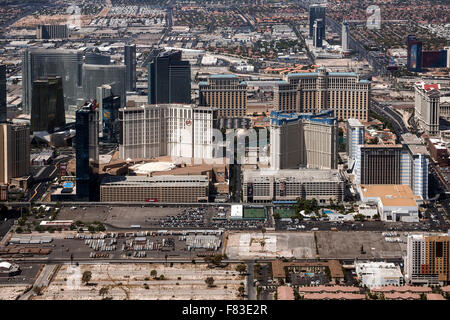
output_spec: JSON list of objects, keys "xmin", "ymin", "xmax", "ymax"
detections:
[{"xmin": 29, "ymin": 183, "xmax": 41, "ymax": 202}]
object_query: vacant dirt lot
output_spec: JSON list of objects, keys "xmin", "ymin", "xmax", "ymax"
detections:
[
  {"xmin": 0, "ymin": 285, "xmax": 28, "ymax": 300},
  {"xmin": 226, "ymin": 232, "xmax": 316, "ymax": 259},
  {"xmin": 33, "ymin": 263, "xmax": 246, "ymax": 300}
]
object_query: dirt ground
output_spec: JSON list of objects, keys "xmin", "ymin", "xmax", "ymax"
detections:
[
  {"xmin": 33, "ymin": 263, "xmax": 247, "ymax": 300},
  {"xmin": 0, "ymin": 285, "xmax": 28, "ymax": 300},
  {"xmin": 226, "ymin": 232, "xmax": 316, "ymax": 259}
]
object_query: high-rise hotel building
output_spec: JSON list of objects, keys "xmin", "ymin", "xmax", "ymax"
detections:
[
  {"xmin": 75, "ymin": 101, "xmax": 99, "ymax": 201},
  {"xmin": 124, "ymin": 44, "xmax": 136, "ymax": 92},
  {"xmin": 354, "ymin": 134, "xmax": 429, "ymax": 200},
  {"xmin": 0, "ymin": 64, "xmax": 6, "ymax": 123},
  {"xmin": 148, "ymin": 50, "xmax": 191, "ymax": 105},
  {"xmin": 36, "ymin": 25, "xmax": 68, "ymax": 39},
  {"xmin": 199, "ymin": 74, "xmax": 247, "ymax": 118},
  {"xmin": 0, "ymin": 123, "xmax": 30, "ymax": 184},
  {"xmin": 414, "ymin": 82, "xmax": 440, "ymax": 135},
  {"xmin": 119, "ymin": 103, "xmax": 217, "ymax": 160},
  {"xmin": 406, "ymin": 234, "xmax": 450, "ymax": 285},
  {"xmin": 270, "ymin": 110, "xmax": 338, "ymax": 170},
  {"xmin": 31, "ymin": 76, "xmax": 66, "ymax": 133},
  {"xmin": 274, "ymin": 67, "xmax": 370, "ymax": 122},
  {"xmin": 346, "ymin": 118, "xmax": 365, "ymax": 162},
  {"xmin": 22, "ymin": 48, "xmax": 83, "ymax": 114}
]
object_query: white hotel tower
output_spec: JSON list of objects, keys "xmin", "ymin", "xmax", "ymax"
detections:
[{"xmin": 119, "ymin": 103, "xmax": 217, "ymax": 161}]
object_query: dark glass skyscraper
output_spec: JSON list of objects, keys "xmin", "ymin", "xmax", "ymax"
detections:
[
  {"xmin": 148, "ymin": 50, "xmax": 191, "ymax": 104},
  {"xmin": 75, "ymin": 101, "xmax": 99, "ymax": 201},
  {"xmin": 309, "ymin": 4, "xmax": 326, "ymax": 39},
  {"xmin": 82, "ymin": 64, "xmax": 126, "ymax": 109},
  {"xmin": 0, "ymin": 64, "xmax": 6, "ymax": 123},
  {"xmin": 313, "ymin": 19, "xmax": 324, "ymax": 48},
  {"xmin": 85, "ymin": 51, "xmax": 111, "ymax": 65},
  {"xmin": 22, "ymin": 48, "xmax": 83, "ymax": 114},
  {"xmin": 124, "ymin": 44, "xmax": 136, "ymax": 92},
  {"xmin": 31, "ymin": 76, "xmax": 65, "ymax": 133}
]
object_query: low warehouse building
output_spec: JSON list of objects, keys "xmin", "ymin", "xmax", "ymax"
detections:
[
  {"xmin": 357, "ymin": 184, "xmax": 421, "ymax": 222},
  {"xmin": 355, "ymin": 261, "xmax": 404, "ymax": 288},
  {"xmin": 0, "ymin": 261, "xmax": 21, "ymax": 277}
]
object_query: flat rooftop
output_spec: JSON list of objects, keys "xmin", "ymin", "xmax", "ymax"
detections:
[
  {"xmin": 243, "ymin": 168, "xmax": 343, "ymax": 183},
  {"xmin": 347, "ymin": 118, "xmax": 364, "ymax": 127},
  {"xmin": 401, "ymin": 133, "xmax": 422, "ymax": 145},
  {"xmin": 101, "ymin": 175, "xmax": 209, "ymax": 187},
  {"xmin": 359, "ymin": 184, "xmax": 421, "ymax": 207},
  {"xmin": 407, "ymin": 144, "xmax": 428, "ymax": 156},
  {"xmin": 272, "ymin": 259, "xmax": 344, "ymax": 279}
]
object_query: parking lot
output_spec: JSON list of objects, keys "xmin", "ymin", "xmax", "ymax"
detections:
[
  {"xmin": 315, "ymin": 231, "xmax": 406, "ymax": 259},
  {"xmin": 0, "ymin": 263, "xmax": 42, "ymax": 285},
  {"xmin": 2, "ymin": 230, "xmax": 224, "ymax": 261},
  {"xmin": 58, "ymin": 205, "xmax": 271, "ymax": 231}
]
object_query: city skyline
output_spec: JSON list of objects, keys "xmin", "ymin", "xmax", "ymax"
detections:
[{"xmin": 0, "ymin": 0, "xmax": 449, "ymax": 305}]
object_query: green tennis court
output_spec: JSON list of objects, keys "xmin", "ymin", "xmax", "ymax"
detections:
[
  {"xmin": 243, "ymin": 207, "xmax": 267, "ymax": 219},
  {"xmin": 273, "ymin": 207, "xmax": 296, "ymax": 218}
]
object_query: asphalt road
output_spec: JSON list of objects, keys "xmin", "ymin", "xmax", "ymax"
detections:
[
  {"xmin": 371, "ymin": 100, "xmax": 408, "ymax": 137},
  {"xmin": 246, "ymin": 260, "xmax": 255, "ymax": 300}
]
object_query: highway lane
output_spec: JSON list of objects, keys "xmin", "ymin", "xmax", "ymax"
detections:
[{"xmin": 370, "ymin": 99, "xmax": 408, "ymax": 138}]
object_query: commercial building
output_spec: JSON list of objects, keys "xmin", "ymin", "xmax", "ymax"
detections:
[
  {"xmin": 36, "ymin": 25, "xmax": 68, "ymax": 39},
  {"xmin": 84, "ymin": 51, "xmax": 111, "ymax": 65},
  {"xmin": 346, "ymin": 118, "xmax": 365, "ymax": 162},
  {"xmin": 426, "ymin": 138, "xmax": 449, "ymax": 166},
  {"xmin": 0, "ymin": 123, "xmax": 30, "ymax": 185},
  {"xmin": 270, "ymin": 110, "xmax": 338, "ymax": 170},
  {"xmin": 31, "ymin": 76, "xmax": 66, "ymax": 133},
  {"xmin": 243, "ymin": 168, "xmax": 344, "ymax": 203},
  {"xmin": 199, "ymin": 74, "xmax": 247, "ymax": 118},
  {"xmin": 313, "ymin": 19, "xmax": 324, "ymax": 48},
  {"xmin": 274, "ymin": 68, "xmax": 370, "ymax": 122},
  {"xmin": 353, "ymin": 134, "xmax": 429, "ymax": 199},
  {"xmin": 96, "ymin": 85, "xmax": 120, "ymax": 143},
  {"xmin": 414, "ymin": 82, "xmax": 440, "ymax": 135},
  {"xmin": 82, "ymin": 64, "xmax": 126, "ymax": 109},
  {"xmin": 22, "ymin": 48, "xmax": 83, "ymax": 114},
  {"xmin": 0, "ymin": 64, "xmax": 6, "ymax": 123},
  {"xmin": 124, "ymin": 44, "xmax": 137, "ymax": 92},
  {"xmin": 309, "ymin": 4, "xmax": 326, "ymax": 39},
  {"xmin": 0, "ymin": 261, "xmax": 20, "ymax": 277},
  {"xmin": 75, "ymin": 101, "xmax": 99, "ymax": 201},
  {"xmin": 406, "ymin": 233, "xmax": 450, "ymax": 285},
  {"xmin": 357, "ymin": 184, "xmax": 421, "ymax": 222},
  {"xmin": 342, "ymin": 21, "xmax": 350, "ymax": 53},
  {"xmin": 119, "ymin": 103, "xmax": 216, "ymax": 160},
  {"xmin": 407, "ymin": 35, "xmax": 422, "ymax": 72},
  {"xmin": 446, "ymin": 46, "xmax": 450, "ymax": 68},
  {"xmin": 100, "ymin": 175, "xmax": 209, "ymax": 202},
  {"xmin": 407, "ymin": 35, "xmax": 448, "ymax": 71},
  {"xmin": 272, "ymin": 259, "xmax": 345, "ymax": 283},
  {"xmin": 400, "ymin": 133, "xmax": 429, "ymax": 200},
  {"xmin": 148, "ymin": 50, "xmax": 191, "ymax": 105},
  {"xmin": 355, "ymin": 262, "xmax": 404, "ymax": 288}
]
